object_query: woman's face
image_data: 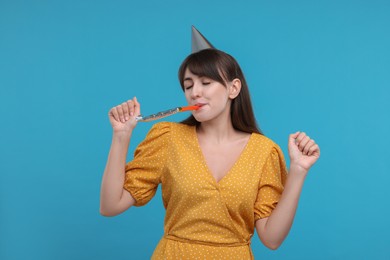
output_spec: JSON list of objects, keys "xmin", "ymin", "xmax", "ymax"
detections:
[{"xmin": 183, "ymin": 68, "xmax": 232, "ymax": 123}]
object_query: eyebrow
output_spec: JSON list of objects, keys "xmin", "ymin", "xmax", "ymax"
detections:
[{"xmin": 184, "ymin": 77, "xmax": 193, "ymax": 81}]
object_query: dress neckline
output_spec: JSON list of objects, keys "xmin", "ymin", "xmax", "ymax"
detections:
[{"xmin": 191, "ymin": 126, "xmax": 254, "ymax": 185}]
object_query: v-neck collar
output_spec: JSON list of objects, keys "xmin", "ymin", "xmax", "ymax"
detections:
[{"xmin": 191, "ymin": 126, "xmax": 254, "ymax": 186}]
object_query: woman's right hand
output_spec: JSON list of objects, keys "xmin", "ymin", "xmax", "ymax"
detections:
[{"xmin": 108, "ymin": 97, "xmax": 141, "ymax": 134}]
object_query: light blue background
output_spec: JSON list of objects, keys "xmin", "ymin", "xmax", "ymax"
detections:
[{"xmin": 1, "ymin": 0, "xmax": 389, "ymax": 259}]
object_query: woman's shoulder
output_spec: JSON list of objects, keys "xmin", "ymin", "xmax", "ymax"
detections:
[
  {"xmin": 251, "ymin": 133, "xmax": 283, "ymax": 154},
  {"xmin": 251, "ymin": 132, "xmax": 276, "ymax": 145},
  {"xmin": 148, "ymin": 121, "xmax": 193, "ymax": 136}
]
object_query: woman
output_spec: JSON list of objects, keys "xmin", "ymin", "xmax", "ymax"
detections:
[{"xmin": 100, "ymin": 48, "xmax": 320, "ymax": 259}]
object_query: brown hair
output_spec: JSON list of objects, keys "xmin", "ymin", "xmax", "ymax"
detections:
[{"xmin": 178, "ymin": 49, "xmax": 262, "ymax": 135}]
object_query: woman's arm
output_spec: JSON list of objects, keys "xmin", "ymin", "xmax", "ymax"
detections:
[
  {"xmin": 99, "ymin": 97, "xmax": 140, "ymax": 217},
  {"xmin": 256, "ymin": 132, "xmax": 320, "ymax": 249}
]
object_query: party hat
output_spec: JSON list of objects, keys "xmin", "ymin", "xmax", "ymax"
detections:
[{"xmin": 191, "ymin": 26, "xmax": 215, "ymax": 53}]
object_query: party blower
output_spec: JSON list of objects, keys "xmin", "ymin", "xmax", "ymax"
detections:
[{"xmin": 135, "ymin": 105, "xmax": 200, "ymax": 122}]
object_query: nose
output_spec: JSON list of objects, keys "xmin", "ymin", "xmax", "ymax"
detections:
[{"xmin": 190, "ymin": 82, "xmax": 202, "ymax": 99}]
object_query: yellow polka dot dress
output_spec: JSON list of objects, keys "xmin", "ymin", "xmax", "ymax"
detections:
[{"xmin": 124, "ymin": 122, "xmax": 287, "ymax": 259}]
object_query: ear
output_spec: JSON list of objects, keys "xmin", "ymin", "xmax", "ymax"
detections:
[{"xmin": 228, "ymin": 78, "xmax": 242, "ymax": 99}]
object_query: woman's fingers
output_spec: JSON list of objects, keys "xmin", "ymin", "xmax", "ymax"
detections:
[
  {"xmin": 288, "ymin": 132, "xmax": 300, "ymax": 146},
  {"xmin": 116, "ymin": 105, "xmax": 125, "ymax": 123},
  {"xmin": 126, "ymin": 100, "xmax": 134, "ymax": 117},
  {"xmin": 122, "ymin": 101, "xmax": 130, "ymax": 121},
  {"xmin": 308, "ymin": 143, "xmax": 320, "ymax": 157},
  {"xmin": 133, "ymin": 97, "xmax": 141, "ymax": 117},
  {"xmin": 108, "ymin": 97, "xmax": 140, "ymax": 125},
  {"xmin": 125, "ymin": 97, "xmax": 140, "ymax": 119},
  {"xmin": 294, "ymin": 132, "xmax": 307, "ymax": 150},
  {"xmin": 291, "ymin": 132, "xmax": 320, "ymax": 156},
  {"xmin": 109, "ymin": 107, "xmax": 120, "ymax": 122},
  {"xmin": 298, "ymin": 136, "xmax": 311, "ymax": 152},
  {"xmin": 302, "ymin": 139, "xmax": 315, "ymax": 155},
  {"xmin": 295, "ymin": 132, "xmax": 306, "ymax": 143}
]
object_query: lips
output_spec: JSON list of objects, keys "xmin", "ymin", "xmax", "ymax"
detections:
[{"xmin": 194, "ymin": 103, "xmax": 206, "ymax": 107}]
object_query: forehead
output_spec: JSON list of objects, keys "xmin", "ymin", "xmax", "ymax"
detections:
[
  {"xmin": 183, "ymin": 67, "xmax": 211, "ymax": 80},
  {"xmin": 183, "ymin": 68, "xmax": 199, "ymax": 80}
]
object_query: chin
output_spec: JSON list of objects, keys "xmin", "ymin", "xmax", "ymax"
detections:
[
  {"xmin": 192, "ymin": 114, "xmax": 208, "ymax": 122},
  {"xmin": 192, "ymin": 114, "xmax": 216, "ymax": 123}
]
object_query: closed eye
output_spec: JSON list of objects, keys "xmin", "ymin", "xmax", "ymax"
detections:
[{"xmin": 201, "ymin": 77, "xmax": 213, "ymax": 85}]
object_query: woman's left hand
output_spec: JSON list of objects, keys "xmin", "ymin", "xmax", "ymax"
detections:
[{"xmin": 288, "ymin": 132, "xmax": 320, "ymax": 172}]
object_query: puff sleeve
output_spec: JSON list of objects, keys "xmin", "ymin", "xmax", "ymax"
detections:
[
  {"xmin": 123, "ymin": 122, "xmax": 170, "ymax": 206},
  {"xmin": 254, "ymin": 145, "xmax": 288, "ymax": 220}
]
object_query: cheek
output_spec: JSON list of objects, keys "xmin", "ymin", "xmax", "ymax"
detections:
[
  {"xmin": 184, "ymin": 91, "xmax": 191, "ymax": 101},
  {"xmin": 214, "ymin": 89, "xmax": 230, "ymax": 103}
]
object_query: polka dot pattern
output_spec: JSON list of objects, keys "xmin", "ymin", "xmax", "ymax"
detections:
[{"xmin": 124, "ymin": 122, "xmax": 287, "ymax": 259}]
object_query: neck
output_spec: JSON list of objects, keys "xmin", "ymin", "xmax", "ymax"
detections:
[{"xmin": 197, "ymin": 116, "xmax": 236, "ymax": 144}]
